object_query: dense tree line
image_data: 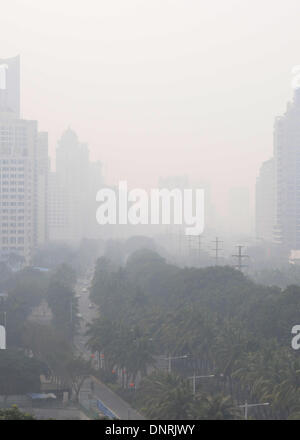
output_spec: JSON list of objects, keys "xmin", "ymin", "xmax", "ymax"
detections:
[{"xmin": 87, "ymin": 249, "xmax": 300, "ymax": 419}]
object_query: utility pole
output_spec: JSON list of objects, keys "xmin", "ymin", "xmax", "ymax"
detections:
[
  {"xmin": 196, "ymin": 234, "xmax": 201, "ymax": 259},
  {"xmin": 186, "ymin": 235, "xmax": 192, "ymax": 258},
  {"xmin": 100, "ymin": 352, "xmax": 104, "ymax": 369},
  {"xmin": 232, "ymin": 245, "xmax": 249, "ymax": 271},
  {"xmin": 212, "ymin": 237, "xmax": 223, "ymax": 265},
  {"xmin": 186, "ymin": 235, "xmax": 202, "ymax": 261},
  {"xmin": 177, "ymin": 228, "xmax": 182, "ymax": 261}
]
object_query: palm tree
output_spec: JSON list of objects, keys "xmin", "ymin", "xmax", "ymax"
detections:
[
  {"xmin": 198, "ymin": 394, "xmax": 239, "ymax": 420},
  {"xmin": 137, "ymin": 371, "xmax": 195, "ymax": 419}
]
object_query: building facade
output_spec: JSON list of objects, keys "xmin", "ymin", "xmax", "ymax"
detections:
[
  {"xmin": 256, "ymin": 88, "xmax": 300, "ymax": 251},
  {"xmin": 0, "ymin": 56, "xmax": 48, "ymax": 264},
  {"xmin": 273, "ymin": 88, "xmax": 300, "ymax": 249},
  {"xmin": 48, "ymin": 128, "xmax": 103, "ymax": 242}
]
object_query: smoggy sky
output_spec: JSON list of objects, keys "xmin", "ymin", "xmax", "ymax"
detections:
[{"xmin": 1, "ymin": 0, "xmax": 300, "ymax": 216}]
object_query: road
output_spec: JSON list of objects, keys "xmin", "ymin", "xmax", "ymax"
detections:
[{"xmin": 74, "ymin": 275, "xmax": 145, "ymax": 420}]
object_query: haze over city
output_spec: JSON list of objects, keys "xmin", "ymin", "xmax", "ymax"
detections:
[
  {"xmin": 1, "ymin": 0, "xmax": 300, "ymax": 219},
  {"xmin": 3, "ymin": 0, "xmax": 300, "ymax": 424}
]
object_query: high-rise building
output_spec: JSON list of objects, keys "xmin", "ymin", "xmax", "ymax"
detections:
[
  {"xmin": 48, "ymin": 128, "xmax": 103, "ymax": 242},
  {"xmin": 0, "ymin": 55, "xmax": 20, "ymax": 117},
  {"xmin": 273, "ymin": 88, "xmax": 300, "ymax": 249},
  {"xmin": 255, "ymin": 158, "xmax": 275, "ymax": 242},
  {"xmin": 36, "ymin": 132, "xmax": 49, "ymax": 245},
  {"xmin": 0, "ymin": 56, "xmax": 48, "ymax": 264}
]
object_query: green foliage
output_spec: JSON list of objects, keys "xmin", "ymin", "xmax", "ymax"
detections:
[
  {"xmin": 87, "ymin": 250, "xmax": 300, "ymax": 419},
  {"xmin": 86, "ymin": 318, "xmax": 155, "ymax": 387},
  {"xmin": 22, "ymin": 322, "xmax": 90, "ymax": 400},
  {"xmin": 0, "ymin": 349, "xmax": 47, "ymax": 397},
  {"xmin": 46, "ymin": 264, "xmax": 79, "ymax": 338},
  {"xmin": 51, "ymin": 263, "xmax": 77, "ymax": 289},
  {"xmin": 137, "ymin": 371, "xmax": 195, "ymax": 419},
  {"xmin": 22, "ymin": 322, "xmax": 73, "ymax": 386},
  {"xmin": 0, "ymin": 268, "xmax": 48, "ymax": 346},
  {"xmin": 137, "ymin": 371, "xmax": 239, "ymax": 420},
  {"xmin": 64, "ymin": 357, "xmax": 92, "ymax": 402},
  {"xmin": 0, "ymin": 405, "xmax": 36, "ymax": 420}
]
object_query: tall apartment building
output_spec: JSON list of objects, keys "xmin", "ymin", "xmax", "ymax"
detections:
[
  {"xmin": 48, "ymin": 128, "xmax": 103, "ymax": 242},
  {"xmin": 256, "ymin": 87, "xmax": 300, "ymax": 251},
  {"xmin": 0, "ymin": 56, "xmax": 48, "ymax": 264},
  {"xmin": 255, "ymin": 158, "xmax": 275, "ymax": 242},
  {"xmin": 36, "ymin": 132, "xmax": 49, "ymax": 245},
  {"xmin": 273, "ymin": 88, "xmax": 300, "ymax": 250}
]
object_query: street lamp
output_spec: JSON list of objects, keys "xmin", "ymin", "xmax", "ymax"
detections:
[
  {"xmin": 238, "ymin": 401, "xmax": 270, "ymax": 420},
  {"xmin": 188, "ymin": 373, "xmax": 223, "ymax": 395},
  {"xmin": 163, "ymin": 354, "xmax": 189, "ymax": 373}
]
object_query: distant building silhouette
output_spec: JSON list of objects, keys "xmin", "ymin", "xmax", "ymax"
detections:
[
  {"xmin": 256, "ymin": 87, "xmax": 300, "ymax": 252},
  {"xmin": 273, "ymin": 88, "xmax": 300, "ymax": 249},
  {"xmin": 48, "ymin": 128, "xmax": 103, "ymax": 242}
]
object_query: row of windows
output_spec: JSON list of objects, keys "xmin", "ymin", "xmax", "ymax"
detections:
[
  {"xmin": 0, "ymin": 216, "xmax": 25, "ymax": 221},
  {"xmin": 1, "ymin": 248, "xmax": 25, "ymax": 252},
  {"xmin": 0, "ymin": 209, "xmax": 25, "ymax": 214},
  {"xmin": 0, "ymin": 174, "xmax": 25, "ymax": 178},
  {"xmin": 0, "ymin": 142, "xmax": 27, "ymax": 147},
  {"xmin": 0, "ymin": 167, "xmax": 26, "ymax": 171},
  {"xmin": 0, "ymin": 148, "xmax": 28, "ymax": 156},
  {"xmin": 1, "ymin": 230, "xmax": 26, "ymax": 235},
  {"xmin": 1, "ymin": 202, "xmax": 25, "ymax": 206},
  {"xmin": 1, "ymin": 189, "xmax": 26, "ymax": 193},
  {"xmin": 0, "ymin": 158, "xmax": 25, "ymax": 163},
  {"xmin": 0, "ymin": 222, "xmax": 24, "ymax": 228},
  {"xmin": 1, "ymin": 195, "xmax": 25, "ymax": 199},
  {"xmin": 2, "ymin": 238, "xmax": 25, "ymax": 244},
  {"xmin": 1, "ymin": 181, "xmax": 26, "ymax": 185},
  {"xmin": 0, "ymin": 127, "xmax": 26, "ymax": 132}
]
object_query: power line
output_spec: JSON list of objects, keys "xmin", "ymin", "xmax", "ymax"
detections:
[
  {"xmin": 232, "ymin": 245, "xmax": 249, "ymax": 271},
  {"xmin": 212, "ymin": 237, "xmax": 223, "ymax": 265},
  {"xmin": 186, "ymin": 234, "xmax": 202, "ymax": 260}
]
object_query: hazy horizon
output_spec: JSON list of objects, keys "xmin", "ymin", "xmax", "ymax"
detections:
[{"xmin": 1, "ymin": 0, "xmax": 300, "ymax": 218}]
